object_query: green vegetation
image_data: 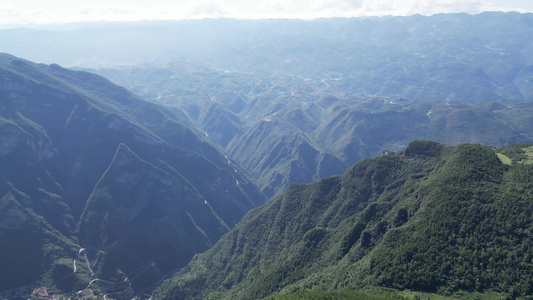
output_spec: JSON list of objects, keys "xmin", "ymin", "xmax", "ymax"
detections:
[
  {"xmin": 263, "ymin": 290, "xmax": 401, "ymax": 300},
  {"xmin": 497, "ymin": 153, "xmax": 512, "ymax": 165},
  {"xmin": 263, "ymin": 288, "xmax": 503, "ymax": 300},
  {"xmin": 497, "ymin": 144, "xmax": 533, "ymax": 165},
  {"xmin": 154, "ymin": 141, "xmax": 533, "ymax": 300},
  {"xmin": 524, "ymin": 146, "xmax": 533, "ymax": 164}
]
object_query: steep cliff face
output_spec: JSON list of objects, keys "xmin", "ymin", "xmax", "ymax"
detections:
[
  {"xmin": 77, "ymin": 144, "xmax": 231, "ymax": 291},
  {"xmin": 0, "ymin": 54, "xmax": 266, "ymax": 297}
]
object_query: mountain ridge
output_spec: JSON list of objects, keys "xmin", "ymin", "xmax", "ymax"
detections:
[{"xmin": 154, "ymin": 140, "xmax": 533, "ymax": 300}]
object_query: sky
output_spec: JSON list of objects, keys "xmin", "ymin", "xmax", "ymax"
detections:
[{"xmin": 1, "ymin": 0, "xmax": 533, "ymax": 25}]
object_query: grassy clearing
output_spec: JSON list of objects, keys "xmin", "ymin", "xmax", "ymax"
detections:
[
  {"xmin": 496, "ymin": 153, "xmax": 512, "ymax": 165},
  {"xmin": 523, "ymin": 146, "xmax": 533, "ymax": 164}
]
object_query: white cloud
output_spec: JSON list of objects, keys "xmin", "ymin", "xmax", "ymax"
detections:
[
  {"xmin": 0, "ymin": 1, "xmax": 140, "ymax": 23},
  {"xmin": 240, "ymin": 0, "xmax": 487, "ymax": 19},
  {"xmin": 73, "ymin": 4, "xmax": 140, "ymax": 20},
  {"xmin": 0, "ymin": 1, "xmax": 30, "ymax": 23},
  {"xmin": 189, "ymin": 0, "xmax": 229, "ymax": 18},
  {"xmin": 310, "ymin": 0, "xmax": 486, "ymax": 17},
  {"xmin": 0, "ymin": 0, "xmax": 532, "ymax": 25}
]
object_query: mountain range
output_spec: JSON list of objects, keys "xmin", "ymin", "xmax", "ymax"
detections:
[
  {"xmin": 95, "ymin": 62, "xmax": 533, "ymax": 198},
  {"xmin": 1, "ymin": 11, "xmax": 533, "ymax": 300}
]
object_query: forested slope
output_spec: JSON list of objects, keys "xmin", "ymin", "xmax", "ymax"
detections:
[{"xmin": 154, "ymin": 141, "xmax": 533, "ymax": 300}]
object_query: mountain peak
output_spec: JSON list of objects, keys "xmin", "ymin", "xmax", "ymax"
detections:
[{"xmin": 404, "ymin": 140, "xmax": 445, "ymax": 157}]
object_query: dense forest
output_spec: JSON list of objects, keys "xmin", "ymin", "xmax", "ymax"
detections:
[{"xmin": 154, "ymin": 141, "xmax": 533, "ymax": 300}]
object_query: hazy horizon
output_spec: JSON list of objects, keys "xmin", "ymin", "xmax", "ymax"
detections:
[{"xmin": 1, "ymin": 0, "xmax": 533, "ymax": 27}]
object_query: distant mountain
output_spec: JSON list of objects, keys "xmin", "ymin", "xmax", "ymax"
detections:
[
  {"xmin": 154, "ymin": 140, "xmax": 533, "ymax": 300},
  {"xmin": 95, "ymin": 62, "xmax": 533, "ymax": 197},
  {"xmin": 4, "ymin": 12, "xmax": 533, "ymax": 103},
  {"xmin": 0, "ymin": 54, "xmax": 266, "ymax": 298}
]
